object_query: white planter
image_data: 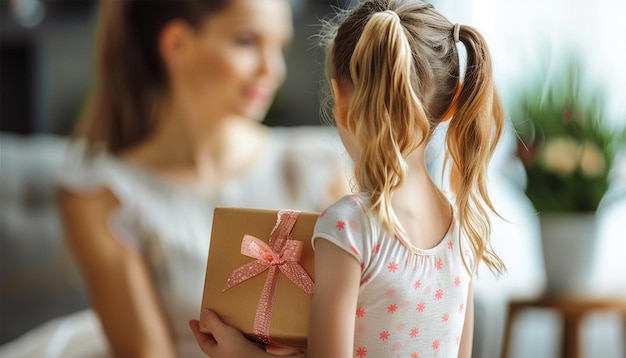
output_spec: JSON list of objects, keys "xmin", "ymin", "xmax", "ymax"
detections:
[{"xmin": 539, "ymin": 213, "xmax": 598, "ymax": 295}]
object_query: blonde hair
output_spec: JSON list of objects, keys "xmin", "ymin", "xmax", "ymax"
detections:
[{"xmin": 321, "ymin": 0, "xmax": 505, "ymax": 274}]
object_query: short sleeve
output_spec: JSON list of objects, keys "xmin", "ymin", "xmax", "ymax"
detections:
[
  {"xmin": 56, "ymin": 141, "xmax": 135, "ymax": 201},
  {"xmin": 54, "ymin": 141, "xmax": 144, "ymax": 249},
  {"xmin": 312, "ymin": 194, "xmax": 373, "ymax": 265}
]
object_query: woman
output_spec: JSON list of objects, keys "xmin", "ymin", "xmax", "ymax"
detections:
[{"xmin": 0, "ymin": 0, "xmax": 348, "ymax": 357}]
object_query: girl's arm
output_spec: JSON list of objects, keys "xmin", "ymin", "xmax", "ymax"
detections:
[
  {"xmin": 58, "ymin": 189, "xmax": 177, "ymax": 358},
  {"xmin": 458, "ymin": 282, "xmax": 474, "ymax": 358},
  {"xmin": 307, "ymin": 237, "xmax": 362, "ymax": 358}
]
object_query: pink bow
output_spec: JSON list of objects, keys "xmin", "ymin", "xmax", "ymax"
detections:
[{"xmin": 222, "ymin": 210, "xmax": 314, "ymax": 344}]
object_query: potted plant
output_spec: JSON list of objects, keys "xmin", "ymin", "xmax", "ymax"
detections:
[{"xmin": 510, "ymin": 56, "xmax": 626, "ymax": 295}]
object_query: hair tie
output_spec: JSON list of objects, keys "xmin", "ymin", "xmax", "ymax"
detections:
[{"xmin": 452, "ymin": 23, "xmax": 461, "ymax": 43}]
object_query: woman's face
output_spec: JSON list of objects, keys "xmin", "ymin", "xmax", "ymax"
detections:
[{"xmin": 174, "ymin": 0, "xmax": 292, "ymax": 123}]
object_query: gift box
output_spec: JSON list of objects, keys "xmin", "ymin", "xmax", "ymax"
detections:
[{"xmin": 199, "ymin": 208, "xmax": 319, "ymax": 348}]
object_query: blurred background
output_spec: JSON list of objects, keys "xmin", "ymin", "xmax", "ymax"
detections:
[{"xmin": 1, "ymin": 0, "xmax": 624, "ymax": 357}]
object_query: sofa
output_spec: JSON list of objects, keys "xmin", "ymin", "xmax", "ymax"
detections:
[{"xmin": 0, "ymin": 134, "xmax": 89, "ymax": 345}]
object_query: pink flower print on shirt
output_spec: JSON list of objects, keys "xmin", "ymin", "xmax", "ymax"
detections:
[
  {"xmin": 411, "ymin": 353, "xmax": 419, "ymax": 358},
  {"xmin": 455, "ymin": 336, "xmax": 461, "ymax": 345},
  {"xmin": 362, "ymin": 274, "xmax": 372, "ymax": 284},
  {"xmin": 397, "ymin": 323, "xmax": 406, "ymax": 331},
  {"xmin": 379, "ymin": 330, "xmax": 390, "ymax": 341},
  {"xmin": 442, "ymin": 313, "xmax": 449, "ymax": 322},
  {"xmin": 447, "ymin": 240, "xmax": 454, "ymax": 250},
  {"xmin": 392, "ymin": 342, "xmax": 402, "ymax": 352},
  {"xmin": 459, "ymin": 303, "xmax": 465, "ymax": 313},
  {"xmin": 386, "ymin": 289, "xmax": 396, "ymax": 297},
  {"xmin": 356, "ymin": 346, "xmax": 367, "ymax": 357},
  {"xmin": 454, "ymin": 276, "xmax": 461, "ymax": 287},
  {"xmin": 373, "ymin": 243, "xmax": 381, "ymax": 254},
  {"xmin": 399, "ymin": 300, "xmax": 410, "ymax": 309},
  {"xmin": 320, "ymin": 210, "xmax": 326, "ymax": 218},
  {"xmin": 388, "ymin": 261, "xmax": 399, "ymax": 272},
  {"xmin": 435, "ymin": 258, "xmax": 443, "ymax": 271},
  {"xmin": 410, "ymin": 327, "xmax": 419, "ymax": 338},
  {"xmin": 350, "ymin": 195, "xmax": 362, "ymax": 205},
  {"xmin": 349, "ymin": 220, "xmax": 359, "ymax": 231},
  {"xmin": 413, "ymin": 280, "xmax": 422, "ymax": 290},
  {"xmin": 336, "ymin": 220, "xmax": 346, "ymax": 230},
  {"xmin": 387, "ymin": 303, "xmax": 398, "ymax": 314},
  {"xmin": 432, "ymin": 340, "xmax": 440, "ymax": 351},
  {"xmin": 416, "ymin": 302, "xmax": 425, "ymax": 313},
  {"xmin": 435, "ymin": 289, "xmax": 444, "ymax": 301},
  {"xmin": 350, "ymin": 245, "xmax": 360, "ymax": 257},
  {"xmin": 356, "ymin": 307, "xmax": 365, "ymax": 318}
]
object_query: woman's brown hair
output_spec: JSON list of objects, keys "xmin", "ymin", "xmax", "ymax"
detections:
[
  {"xmin": 77, "ymin": 0, "xmax": 230, "ymax": 155},
  {"xmin": 322, "ymin": 0, "xmax": 505, "ymax": 274}
]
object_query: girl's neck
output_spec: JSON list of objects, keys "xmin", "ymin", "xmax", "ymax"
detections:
[
  {"xmin": 392, "ymin": 149, "xmax": 436, "ymax": 206},
  {"xmin": 391, "ymin": 149, "xmax": 453, "ymax": 250}
]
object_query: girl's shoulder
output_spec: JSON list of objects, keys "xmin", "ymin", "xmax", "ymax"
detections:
[{"xmin": 320, "ymin": 193, "xmax": 370, "ymax": 220}]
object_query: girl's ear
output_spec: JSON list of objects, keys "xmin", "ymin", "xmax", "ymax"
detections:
[
  {"xmin": 331, "ymin": 79, "xmax": 350, "ymax": 126},
  {"xmin": 159, "ymin": 20, "xmax": 195, "ymax": 71}
]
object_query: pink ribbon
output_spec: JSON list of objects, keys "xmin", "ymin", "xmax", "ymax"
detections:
[{"xmin": 223, "ymin": 210, "xmax": 315, "ymax": 344}]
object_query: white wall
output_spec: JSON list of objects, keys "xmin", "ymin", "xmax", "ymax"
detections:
[{"xmin": 435, "ymin": 0, "xmax": 626, "ymax": 127}]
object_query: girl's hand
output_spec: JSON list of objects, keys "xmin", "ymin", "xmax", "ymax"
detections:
[{"xmin": 189, "ymin": 309, "xmax": 269, "ymax": 358}]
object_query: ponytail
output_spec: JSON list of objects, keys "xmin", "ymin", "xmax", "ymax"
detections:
[
  {"xmin": 445, "ymin": 25, "xmax": 505, "ymax": 274},
  {"xmin": 76, "ymin": 0, "xmax": 229, "ymax": 156},
  {"xmin": 346, "ymin": 10, "xmax": 429, "ymax": 237},
  {"xmin": 323, "ymin": 0, "xmax": 505, "ymax": 275},
  {"xmin": 77, "ymin": 0, "xmax": 159, "ymax": 155}
]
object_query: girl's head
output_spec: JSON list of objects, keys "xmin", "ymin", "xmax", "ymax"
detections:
[
  {"xmin": 79, "ymin": 0, "xmax": 292, "ymax": 154},
  {"xmin": 323, "ymin": 0, "xmax": 505, "ymax": 274}
]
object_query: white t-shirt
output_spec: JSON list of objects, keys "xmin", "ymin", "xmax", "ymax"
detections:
[{"xmin": 313, "ymin": 193, "xmax": 472, "ymax": 358}]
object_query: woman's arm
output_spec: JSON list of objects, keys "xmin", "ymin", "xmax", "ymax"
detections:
[
  {"xmin": 458, "ymin": 282, "xmax": 474, "ymax": 358},
  {"xmin": 307, "ymin": 237, "xmax": 362, "ymax": 358},
  {"xmin": 58, "ymin": 189, "xmax": 177, "ymax": 358}
]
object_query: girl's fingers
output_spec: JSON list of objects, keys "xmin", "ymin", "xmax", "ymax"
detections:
[{"xmin": 189, "ymin": 319, "xmax": 218, "ymax": 355}]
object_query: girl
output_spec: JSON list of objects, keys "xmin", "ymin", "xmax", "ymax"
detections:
[
  {"xmin": 0, "ymin": 0, "xmax": 348, "ymax": 357},
  {"xmin": 191, "ymin": 0, "xmax": 505, "ymax": 357}
]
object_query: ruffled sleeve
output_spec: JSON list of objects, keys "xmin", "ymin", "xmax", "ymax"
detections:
[{"xmin": 55, "ymin": 141, "xmax": 143, "ymax": 249}]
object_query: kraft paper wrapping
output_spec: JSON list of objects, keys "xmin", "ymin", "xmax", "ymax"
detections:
[{"xmin": 199, "ymin": 207, "xmax": 319, "ymax": 348}]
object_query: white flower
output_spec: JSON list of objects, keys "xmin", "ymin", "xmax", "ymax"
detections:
[
  {"xmin": 541, "ymin": 136, "xmax": 580, "ymax": 176},
  {"xmin": 579, "ymin": 142, "xmax": 606, "ymax": 177}
]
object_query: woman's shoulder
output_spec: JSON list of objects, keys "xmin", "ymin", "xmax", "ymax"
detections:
[
  {"xmin": 271, "ymin": 125, "xmax": 344, "ymax": 155},
  {"xmin": 266, "ymin": 126, "xmax": 351, "ymax": 210},
  {"xmin": 56, "ymin": 140, "xmax": 150, "ymax": 203},
  {"xmin": 255, "ymin": 125, "xmax": 347, "ymax": 176}
]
